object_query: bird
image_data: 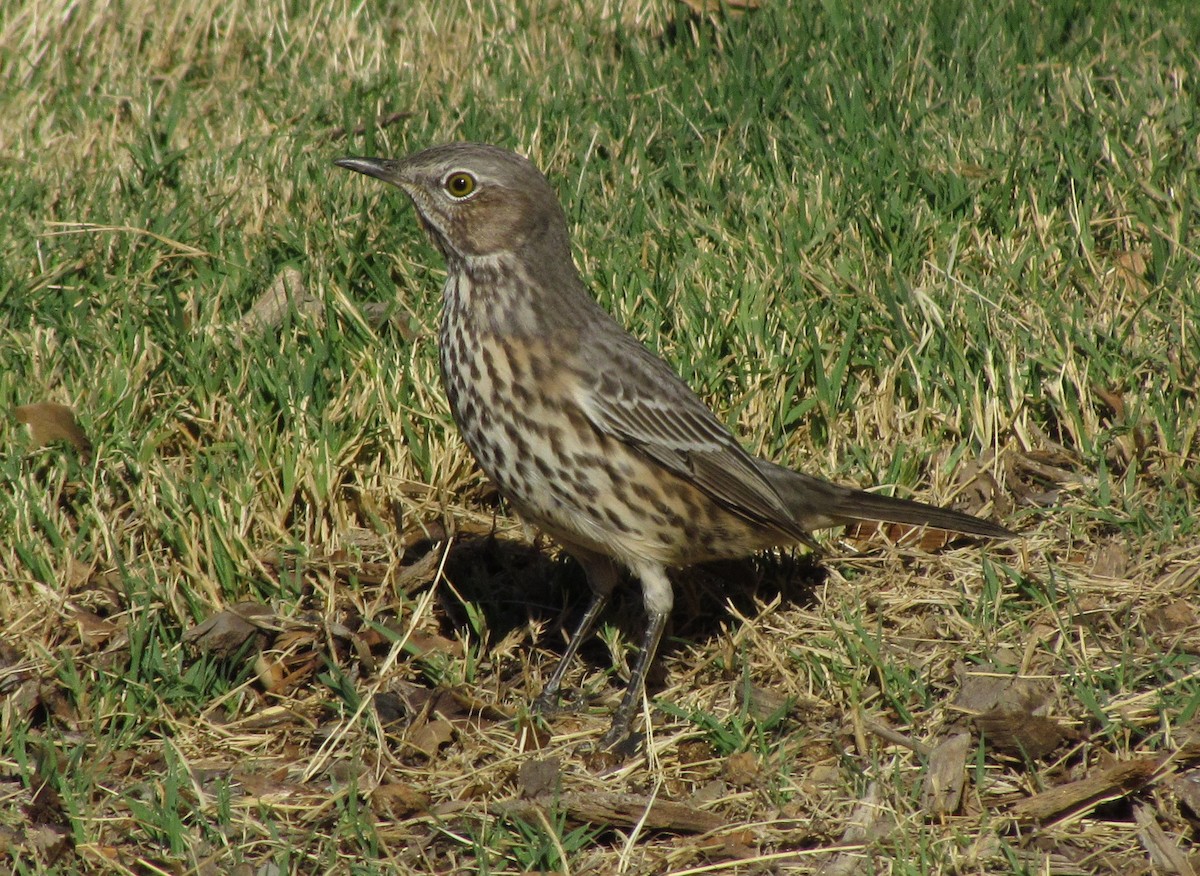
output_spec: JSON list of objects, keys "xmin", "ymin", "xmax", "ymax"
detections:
[{"xmin": 334, "ymin": 143, "xmax": 1014, "ymax": 752}]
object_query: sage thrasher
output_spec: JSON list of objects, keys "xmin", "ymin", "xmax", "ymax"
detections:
[{"xmin": 335, "ymin": 143, "xmax": 1013, "ymax": 751}]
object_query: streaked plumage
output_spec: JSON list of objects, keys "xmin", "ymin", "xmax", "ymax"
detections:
[{"xmin": 335, "ymin": 143, "xmax": 1013, "ymax": 752}]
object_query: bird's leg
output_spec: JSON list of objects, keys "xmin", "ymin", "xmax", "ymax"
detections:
[
  {"xmin": 533, "ymin": 551, "xmax": 617, "ymax": 715},
  {"xmin": 533, "ymin": 590, "xmax": 609, "ymax": 714},
  {"xmin": 599, "ymin": 563, "xmax": 673, "ymax": 752}
]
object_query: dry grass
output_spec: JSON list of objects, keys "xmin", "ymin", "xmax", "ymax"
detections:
[{"xmin": 2, "ymin": 0, "xmax": 1199, "ymax": 873}]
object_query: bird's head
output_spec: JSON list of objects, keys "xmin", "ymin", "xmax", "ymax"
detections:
[{"xmin": 335, "ymin": 142, "xmax": 570, "ymax": 265}]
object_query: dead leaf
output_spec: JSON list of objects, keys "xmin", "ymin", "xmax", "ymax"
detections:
[
  {"xmin": 40, "ymin": 684, "xmax": 79, "ymax": 726},
  {"xmin": 4, "ymin": 678, "xmax": 42, "ymax": 723},
  {"xmin": 263, "ymin": 648, "xmax": 322, "ymax": 695},
  {"xmin": 723, "ymin": 751, "xmax": 760, "ymax": 787},
  {"xmin": 734, "ymin": 682, "xmax": 793, "ymax": 721},
  {"xmin": 518, "ymin": 756, "xmax": 561, "ymax": 799},
  {"xmin": 952, "ymin": 671, "xmax": 1071, "ymax": 759},
  {"xmin": 952, "ymin": 670, "xmax": 1053, "ymax": 716},
  {"xmin": 64, "ymin": 555, "xmax": 97, "ymax": 592},
  {"xmin": 234, "ymin": 770, "xmax": 325, "ymax": 804},
  {"xmin": 1145, "ymin": 600, "xmax": 1199, "ymax": 636},
  {"xmin": 1170, "ymin": 770, "xmax": 1200, "ymax": 817},
  {"xmin": 359, "ymin": 301, "xmax": 421, "ymax": 342},
  {"xmin": 692, "ymin": 779, "xmax": 729, "ymax": 804},
  {"xmin": 373, "ymin": 692, "xmax": 410, "ymax": 726},
  {"xmin": 14, "ymin": 402, "xmax": 92, "ymax": 458},
  {"xmin": 513, "ymin": 713, "xmax": 554, "ymax": 753},
  {"xmin": 816, "ymin": 782, "xmax": 893, "ymax": 876},
  {"xmin": 370, "ymin": 782, "xmax": 429, "ymax": 819},
  {"xmin": 184, "ymin": 603, "xmax": 276, "ymax": 655},
  {"xmin": 1005, "ymin": 447, "xmax": 1086, "ymax": 507},
  {"xmin": 950, "ymin": 453, "xmax": 1008, "ymax": 517},
  {"xmin": 254, "ymin": 654, "xmax": 287, "ymax": 693},
  {"xmin": 845, "ymin": 519, "xmax": 958, "ymax": 551},
  {"xmin": 69, "ymin": 608, "xmax": 121, "ymax": 649},
  {"xmin": 1090, "ymin": 542, "xmax": 1130, "ymax": 579},
  {"xmin": 974, "ymin": 709, "xmax": 1071, "ymax": 760},
  {"xmin": 677, "ymin": 739, "xmax": 713, "ymax": 765},
  {"xmin": 405, "ymin": 628, "xmax": 465, "ymax": 660},
  {"xmin": 230, "ymin": 267, "xmax": 320, "ymax": 348},
  {"xmin": 21, "ymin": 824, "xmax": 72, "ymax": 866},
  {"xmin": 1093, "ymin": 385, "xmax": 1126, "ymax": 420},
  {"xmin": 1110, "ymin": 250, "xmax": 1151, "ymax": 293},
  {"xmin": 406, "ymin": 717, "xmax": 455, "ymax": 757}
]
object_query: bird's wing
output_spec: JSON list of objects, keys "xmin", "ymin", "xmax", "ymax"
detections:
[{"xmin": 575, "ymin": 327, "xmax": 808, "ymax": 539}]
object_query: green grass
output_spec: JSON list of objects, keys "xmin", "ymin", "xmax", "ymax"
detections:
[{"xmin": 2, "ymin": 0, "xmax": 1199, "ymax": 872}]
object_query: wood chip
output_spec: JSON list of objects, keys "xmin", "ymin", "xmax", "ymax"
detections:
[
  {"xmin": 495, "ymin": 790, "xmax": 725, "ymax": 834},
  {"xmin": 1134, "ymin": 803, "xmax": 1196, "ymax": 875},
  {"xmin": 1007, "ymin": 756, "xmax": 1160, "ymax": 821},
  {"xmin": 921, "ymin": 731, "xmax": 970, "ymax": 817}
]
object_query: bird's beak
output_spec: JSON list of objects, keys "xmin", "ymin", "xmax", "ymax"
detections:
[{"xmin": 333, "ymin": 156, "xmax": 406, "ymax": 188}]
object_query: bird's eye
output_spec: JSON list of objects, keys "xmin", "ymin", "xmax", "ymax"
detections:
[{"xmin": 444, "ymin": 171, "xmax": 476, "ymax": 199}]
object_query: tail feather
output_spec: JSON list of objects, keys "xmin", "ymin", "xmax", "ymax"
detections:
[{"xmin": 755, "ymin": 459, "xmax": 1014, "ymax": 541}]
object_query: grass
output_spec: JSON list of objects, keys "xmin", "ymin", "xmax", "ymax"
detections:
[{"xmin": 2, "ymin": 0, "xmax": 1199, "ymax": 872}]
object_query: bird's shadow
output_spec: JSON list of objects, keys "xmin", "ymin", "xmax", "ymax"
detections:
[{"xmin": 427, "ymin": 534, "xmax": 826, "ymax": 691}]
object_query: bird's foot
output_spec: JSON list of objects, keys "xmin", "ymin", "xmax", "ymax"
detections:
[
  {"xmin": 593, "ymin": 720, "xmax": 643, "ymax": 760},
  {"xmin": 535, "ymin": 684, "xmax": 598, "ymax": 716}
]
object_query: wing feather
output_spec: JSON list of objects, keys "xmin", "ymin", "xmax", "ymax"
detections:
[{"xmin": 575, "ymin": 328, "xmax": 808, "ymax": 540}]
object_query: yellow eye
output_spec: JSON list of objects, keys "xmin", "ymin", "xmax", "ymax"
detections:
[{"xmin": 444, "ymin": 171, "xmax": 476, "ymax": 198}]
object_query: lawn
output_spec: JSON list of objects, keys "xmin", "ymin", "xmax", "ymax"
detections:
[{"xmin": 2, "ymin": 0, "xmax": 1199, "ymax": 872}]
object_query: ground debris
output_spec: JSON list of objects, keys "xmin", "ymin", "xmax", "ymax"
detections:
[
  {"xmin": 815, "ymin": 782, "xmax": 893, "ymax": 876},
  {"xmin": 1006, "ymin": 752, "xmax": 1174, "ymax": 823},
  {"xmin": 495, "ymin": 788, "xmax": 727, "ymax": 834},
  {"xmin": 13, "ymin": 401, "xmax": 93, "ymax": 459},
  {"xmin": 921, "ymin": 731, "xmax": 971, "ymax": 817}
]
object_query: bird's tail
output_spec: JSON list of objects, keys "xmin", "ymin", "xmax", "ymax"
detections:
[{"xmin": 755, "ymin": 459, "xmax": 1014, "ymax": 540}]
